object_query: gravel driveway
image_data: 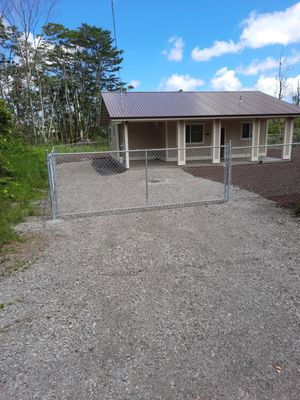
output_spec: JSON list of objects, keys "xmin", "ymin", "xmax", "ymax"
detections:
[{"xmin": 0, "ymin": 195, "xmax": 299, "ymax": 399}]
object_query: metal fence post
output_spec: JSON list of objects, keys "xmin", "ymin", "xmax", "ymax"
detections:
[
  {"xmin": 145, "ymin": 149, "xmax": 149, "ymax": 207},
  {"xmin": 50, "ymin": 151, "xmax": 58, "ymax": 219},
  {"xmin": 224, "ymin": 145, "xmax": 228, "ymax": 201},
  {"xmin": 224, "ymin": 142, "xmax": 232, "ymax": 202},
  {"xmin": 46, "ymin": 150, "xmax": 55, "ymax": 219},
  {"xmin": 227, "ymin": 141, "xmax": 232, "ymax": 201}
]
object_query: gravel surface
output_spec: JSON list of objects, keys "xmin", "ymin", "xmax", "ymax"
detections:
[
  {"xmin": 56, "ymin": 160, "xmax": 225, "ymax": 215},
  {"xmin": 0, "ymin": 195, "xmax": 299, "ymax": 399},
  {"xmin": 186, "ymin": 146, "xmax": 300, "ymax": 208}
]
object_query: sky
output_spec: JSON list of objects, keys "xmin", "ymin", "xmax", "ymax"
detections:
[{"xmin": 54, "ymin": 0, "xmax": 300, "ymax": 97}]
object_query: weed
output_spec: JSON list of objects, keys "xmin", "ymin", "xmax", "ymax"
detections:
[{"xmin": 0, "ymin": 137, "xmax": 48, "ymax": 246}]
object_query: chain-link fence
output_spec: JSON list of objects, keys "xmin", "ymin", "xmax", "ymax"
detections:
[
  {"xmin": 46, "ymin": 145, "xmax": 231, "ymax": 218},
  {"xmin": 186, "ymin": 143, "xmax": 300, "ymax": 207},
  {"xmin": 230, "ymin": 143, "xmax": 300, "ymax": 205},
  {"xmin": 47, "ymin": 143, "xmax": 300, "ymax": 218}
]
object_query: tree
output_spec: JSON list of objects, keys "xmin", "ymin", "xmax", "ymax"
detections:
[
  {"xmin": 277, "ymin": 47, "xmax": 289, "ymax": 100},
  {"xmin": 0, "ymin": 16, "xmax": 127, "ymax": 143},
  {"xmin": 0, "ymin": 0, "xmax": 57, "ymax": 142},
  {"xmin": 292, "ymin": 80, "xmax": 300, "ymax": 106},
  {"xmin": 42, "ymin": 22, "xmax": 125, "ymax": 141}
]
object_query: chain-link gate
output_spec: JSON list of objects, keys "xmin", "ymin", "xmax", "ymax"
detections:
[{"xmin": 46, "ymin": 145, "xmax": 231, "ymax": 218}]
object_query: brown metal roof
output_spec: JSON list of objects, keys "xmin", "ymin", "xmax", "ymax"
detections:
[{"xmin": 101, "ymin": 91, "xmax": 300, "ymax": 120}]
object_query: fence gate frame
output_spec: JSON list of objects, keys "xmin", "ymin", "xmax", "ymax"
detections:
[{"xmin": 46, "ymin": 144, "xmax": 233, "ymax": 219}]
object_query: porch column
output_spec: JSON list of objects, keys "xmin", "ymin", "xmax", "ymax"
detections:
[
  {"xmin": 257, "ymin": 119, "xmax": 268, "ymax": 157},
  {"xmin": 251, "ymin": 119, "xmax": 261, "ymax": 161},
  {"xmin": 124, "ymin": 121, "xmax": 130, "ymax": 169},
  {"xmin": 282, "ymin": 118, "xmax": 294, "ymax": 160},
  {"xmin": 212, "ymin": 119, "xmax": 221, "ymax": 163},
  {"xmin": 177, "ymin": 120, "xmax": 186, "ymax": 165}
]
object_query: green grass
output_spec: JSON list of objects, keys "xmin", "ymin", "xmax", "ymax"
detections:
[
  {"xmin": 0, "ymin": 138, "xmax": 108, "ymax": 247},
  {"xmin": 0, "ymin": 141, "xmax": 48, "ymax": 246},
  {"xmin": 52, "ymin": 140, "xmax": 109, "ymax": 153}
]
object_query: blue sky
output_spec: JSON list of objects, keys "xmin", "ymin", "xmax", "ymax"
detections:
[{"xmin": 55, "ymin": 0, "xmax": 300, "ymax": 97}]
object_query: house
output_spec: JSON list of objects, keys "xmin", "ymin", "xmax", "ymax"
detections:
[{"xmin": 100, "ymin": 91, "xmax": 300, "ymax": 168}]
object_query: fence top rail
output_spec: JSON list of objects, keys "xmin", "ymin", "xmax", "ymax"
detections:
[
  {"xmin": 53, "ymin": 140, "xmax": 106, "ymax": 147},
  {"xmin": 232, "ymin": 142, "xmax": 299, "ymax": 150},
  {"xmin": 49, "ymin": 142, "xmax": 299, "ymax": 156},
  {"xmin": 51, "ymin": 144, "xmax": 230, "ymax": 156}
]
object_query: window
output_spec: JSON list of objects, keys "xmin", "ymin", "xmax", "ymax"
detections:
[
  {"xmin": 185, "ymin": 124, "xmax": 204, "ymax": 143},
  {"xmin": 241, "ymin": 122, "xmax": 252, "ymax": 139}
]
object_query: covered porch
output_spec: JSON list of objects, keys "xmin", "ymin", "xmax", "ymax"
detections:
[{"xmin": 109, "ymin": 117, "xmax": 295, "ymax": 168}]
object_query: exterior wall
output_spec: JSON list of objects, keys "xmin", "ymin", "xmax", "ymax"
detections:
[
  {"xmin": 222, "ymin": 119, "xmax": 251, "ymax": 158},
  {"xmin": 167, "ymin": 120, "xmax": 213, "ymax": 160},
  {"xmin": 109, "ymin": 124, "xmax": 119, "ymax": 152},
  {"xmin": 166, "ymin": 121, "xmax": 177, "ymax": 160},
  {"xmin": 259, "ymin": 120, "xmax": 268, "ymax": 146},
  {"xmin": 115, "ymin": 123, "xmax": 124, "ymax": 150},
  {"xmin": 221, "ymin": 118, "xmax": 268, "ymax": 158},
  {"xmin": 121, "ymin": 118, "xmax": 271, "ymax": 162},
  {"xmin": 186, "ymin": 120, "xmax": 213, "ymax": 160},
  {"xmin": 128, "ymin": 121, "xmax": 165, "ymax": 149}
]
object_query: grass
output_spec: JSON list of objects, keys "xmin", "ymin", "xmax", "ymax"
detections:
[
  {"xmin": 0, "ymin": 140, "xmax": 48, "ymax": 247},
  {"xmin": 0, "ymin": 137, "xmax": 108, "ymax": 247},
  {"xmin": 51, "ymin": 140, "xmax": 109, "ymax": 153}
]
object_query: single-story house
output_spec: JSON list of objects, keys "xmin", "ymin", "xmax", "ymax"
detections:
[{"xmin": 100, "ymin": 91, "xmax": 300, "ymax": 168}]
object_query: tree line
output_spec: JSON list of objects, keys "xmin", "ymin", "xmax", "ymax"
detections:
[{"xmin": 0, "ymin": 0, "xmax": 126, "ymax": 143}]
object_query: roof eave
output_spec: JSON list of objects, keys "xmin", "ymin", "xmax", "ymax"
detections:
[{"xmin": 109, "ymin": 113, "xmax": 300, "ymax": 122}]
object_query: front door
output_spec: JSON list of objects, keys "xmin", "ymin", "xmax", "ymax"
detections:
[{"xmin": 220, "ymin": 127, "xmax": 225, "ymax": 159}]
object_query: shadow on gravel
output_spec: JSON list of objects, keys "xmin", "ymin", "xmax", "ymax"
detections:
[{"xmin": 91, "ymin": 155, "xmax": 126, "ymax": 176}]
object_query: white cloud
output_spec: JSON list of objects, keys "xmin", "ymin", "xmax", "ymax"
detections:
[
  {"xmin": 237, "ymin": 52, "xmax": 300, "ymax": 76},
  {"xmin": 128, "ymin": 79, "xmax": 141, "ymax": 89},
  {"xmin": 237, "ymin": 57, "xmax": 278, "ymax": 76},
  {"xmin": 192, "ymin": 2, "xmax": 300, "ymax": 62},
  {"xmin": 162, "ymin": 36, "xmax": 184, "ymax": 62},
  {"xmin": 287, "ymin": 51, "xmax": 300, "ymax": 65},
  {"xmin": 191, "ymin": 40, "xmax": 242, "ymax": 62},
  {"xmin": 254, "ymin": 73, "xmax": 300, "ymax": 98},
  {"xmin": 287, "ymin": 74, "xmax": 300, "ymax": 93},
  {"xmin": 211, "ymin": 67, "xmax": 242, "ymax": 91},
  {"xmin": 241, "ymin": 3, "xmax": 300, "ymax": 48},
  {"xmin": 159, "ymin": 74, "xmax": 204, "ymax": 91},
  {"xmin": 254, "ymin": 75, "xmax": 278, "ymax": 96}
]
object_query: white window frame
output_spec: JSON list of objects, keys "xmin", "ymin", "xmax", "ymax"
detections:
[
  {"xmin": 241, "ymin": 121, "xmax": 252, "ymax": 140},
  {"xmin": 185, "ymin": 122, "xmax": 204, "ymax": 144}
]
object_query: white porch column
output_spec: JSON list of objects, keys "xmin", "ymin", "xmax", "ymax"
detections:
[
  {"xmin": 124, "ymin": 121, "xmax": 130, "ymax": 169},
  {"xmin": 251, "ymin": 119, "xmax": 261, "ymax": 161},
  {"xmin": 212, "ymin": 119, "xmax": 221, "ymax": 163},
  {"xmin": 282, "ymin": 118, "xmax": 294, "ymax": 160},
  {"xmin": 263, "ymin": 120, "xmax": 269, "ymax": 156},
  {"xmin": 177, "ymin": 120, "xmax": 186, "ymax": 165}
]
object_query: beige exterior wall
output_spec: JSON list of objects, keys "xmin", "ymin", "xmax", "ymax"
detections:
[
  {"xmin": 166, "ymin": 121, "xmax": 176, "ymax": 160},
  {"xmin": 109, "ymin": 124, "xmax": 119, "ymax": 152},
  {"xmin": 128, "ymin": 121, "xmax": 165, "ymax": 149},
  {"xmin": 126, "ymin": 118, "xmax": 269, "ymax": 149},
  {"xmin": 119, "ymin": 118, "xmax": 270, "ymax": 162}
]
